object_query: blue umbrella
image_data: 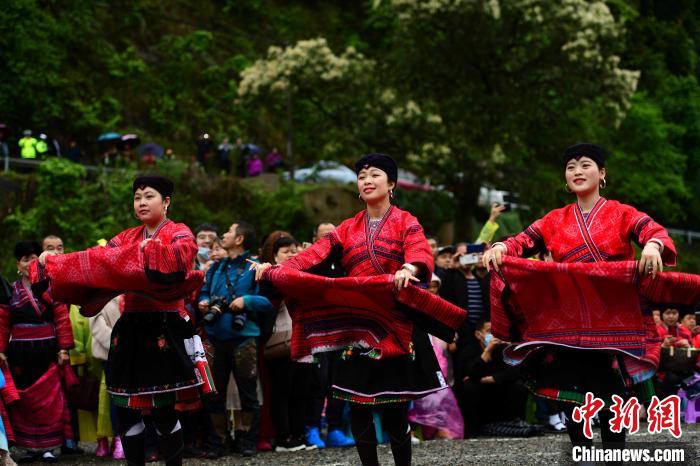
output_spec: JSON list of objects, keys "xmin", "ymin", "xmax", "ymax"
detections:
[
  {"xmin": 97, "ymin": 132, "xmax": 121, "ymax": 142},
  {"xmin": 139, "ymin": 143, "xmax": 164, "ymax": 158},
  {"xmin": 241, "ymin": 143, "xmax": 263, "ymax": 155}
]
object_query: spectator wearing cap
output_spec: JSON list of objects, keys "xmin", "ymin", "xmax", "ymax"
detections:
[{"xmin": 434, "ymin": 246, "xmax": 454, "ymax": 281}]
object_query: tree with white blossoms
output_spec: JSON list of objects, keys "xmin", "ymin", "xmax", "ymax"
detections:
[
  {"xmin": 238, "ymin": 38, "xmax": 445, "ymax": 167},
  {"xmin": 380, "ymin": 0, "xmax": 641, "ymax": 235},
  {"xmin": 238, "ymin": 1, "xmax": 643, "ymax": 237}
]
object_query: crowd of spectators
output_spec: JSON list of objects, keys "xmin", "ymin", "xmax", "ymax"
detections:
[
  {"xmin": 0, "ymin": 127, "xmax": 283, "ymax": 178},
  {"xmin": 0, "ymin": 204, "xmax": 697, "ymax": 464}
]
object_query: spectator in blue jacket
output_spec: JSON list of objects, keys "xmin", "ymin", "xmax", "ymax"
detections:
[{"xmin": 198, "ymin": 221, "xmax": 273, "ymax": 458}]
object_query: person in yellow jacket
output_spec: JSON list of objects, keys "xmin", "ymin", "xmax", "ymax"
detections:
[
  {"xmin": 36, "ymin": 134, "xmax": 49, "ymax": 159},
  {"xmin": 18, "ymin": 130, "xmax": 37, "ymax": 159}
]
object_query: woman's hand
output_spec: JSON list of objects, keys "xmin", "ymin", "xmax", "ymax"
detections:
[
  {"xmin": 38, "ymin": 250, "xmax": 58, "ymax": 266},
  {"xmin": 639, "ymin": 242, "xmax": 663, "ymax": 279},
  {"xmin": 248, "ymin": 260, "xmax": 272, "ymax": 282},
  {"xmin": 482, "ymin": 244, "xmax": 506, "ymax": 272},
  {"xmin": 57, "ymin": 350, "xmax": 70, "ymax": 366},
  {"xmin": 394, "ymin": 269, "xmax": 419, "ymax": 291}
]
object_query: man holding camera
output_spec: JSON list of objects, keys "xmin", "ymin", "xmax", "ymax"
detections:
[
  {"xmin": 198, "ymin": 221, "xmax": 273, "ymax": 458},
  {"xmin": 439, "ymin": 245, "xmax": 490, "ymax": 328}
]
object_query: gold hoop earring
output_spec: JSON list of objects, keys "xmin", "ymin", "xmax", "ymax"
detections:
[
  {"xmin": 358, "ymin": 193, "xmax": 362, "ymax": 200},
  {"xmin": 564, "ymin": 184, "xmax": 573, "ymax": 193},
  {"xmin": 389, "ymin": 190, "xmax": 394, "ymax": 200},
  {"xmin": 599, "ymin": 178, "xmax": 607, "ymax": 189}
]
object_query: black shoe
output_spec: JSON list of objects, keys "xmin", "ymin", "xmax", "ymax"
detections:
[
  {"xmin": 275, "ymin": 436, "xmax": 305, "ymax": 452},
  {"xmin": 481, "ymin": 420, "xmax": 539, "ymax": 438},
  {"xmin": 60, "ymin": 444, "xmax": 84, "ymax": 455},
  {"xmin": 41, "ymin": 451, "xmax": 58, "ymax": 463},
  {"xmin": 241, "ymin": 438, "xmax": 256, "ymax": 457}
]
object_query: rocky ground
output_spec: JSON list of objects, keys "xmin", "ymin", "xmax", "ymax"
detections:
[{"xmin": 16, "ymin": 422, "xmax": 699, "ymax": 465}]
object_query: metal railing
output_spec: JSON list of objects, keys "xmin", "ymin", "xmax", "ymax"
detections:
[
  {"xmin": 2, "ymin": 153, "xmax": 115, "ymax": 174},
  {"xmin": 667, "ymin": 228, "xmax": 700, "ymax": 245}
]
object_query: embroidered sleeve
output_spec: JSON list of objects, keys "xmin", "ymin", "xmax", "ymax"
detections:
[
  {"xmin": 106, "ymin": 229, "xmax": 128, "ymax": 249},
  {"xmin": 142, "ymin": 224, "xmax": 198, "ymax": 280},
  {"xmin": 498, "ymin": 218, "xmax": 547, "ymax": 258},
  {"xmin": 627, "ymin": 208, "xmax": 677, "ymax": 266},
  {"xmin": 402, "ymin": 217, "xmax": 434, "ymax": 281},
  {"xmin": 281, "ymin": 229, "xmax": 343, "ymax": 272},
  {"xmin": 53, "ymin": 300, "xmax": 75, "ymax": 350},
  {"xmin": 0, "ymin": 303, "xmax": 10, "ymax": 354}
]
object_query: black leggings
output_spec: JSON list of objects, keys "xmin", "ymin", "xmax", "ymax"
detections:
[
  {"xmin": 118, "ymin": 407, "xmax": 179, "ymax": 437},
  {"xmin": 562, "ymin": 403, "xmax": 625, "ymax": 448},
  {"xmin": 350, "ymin": 403, "xmax": 411, "ymax": 466}
]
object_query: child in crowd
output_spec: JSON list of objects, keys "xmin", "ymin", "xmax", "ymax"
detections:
[{"xmin": 658, "ymin": 307, "xmax": 693, "ymax": 348}]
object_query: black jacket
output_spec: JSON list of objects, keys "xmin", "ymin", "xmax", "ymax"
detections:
[{"xmin": 439, "ymin": 268, "xmax": 490, "ymax": 318}]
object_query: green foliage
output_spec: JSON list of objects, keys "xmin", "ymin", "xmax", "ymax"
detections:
[
  {"xmin": 395, "ymin": 189, "xmax": 455, "ymax": 237},
  {"xmin": 606, "ymin": 93, "xmax": 689, "ymax": 223},
  {"xmin": 2, "ymin": 159, "xmax": 136, "ymax": 256},
  {"xmin": 2, "ymin": 0, "xmax": 700, "ymax": 248}
]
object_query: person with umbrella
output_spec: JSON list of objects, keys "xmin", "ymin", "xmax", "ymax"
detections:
[{"xmin": 97, "ymin": 133, "xmax": 121, "ymax": 167}]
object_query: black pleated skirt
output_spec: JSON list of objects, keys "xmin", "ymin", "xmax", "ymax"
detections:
[
  {"xmin": 331, "ymin": 327, "xmax": 448, "ymax": 405},
  {"xmin": 107, "ymin": 312, "xmax": 200, "ymax": 407}
]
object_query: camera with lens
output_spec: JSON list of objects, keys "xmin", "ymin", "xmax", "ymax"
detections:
[
  {"xmin": 202, "ymin": 296, "xmax": 227, "ymax": 324},
  {"xmin": 203, "ymin": 295, "xmax": 247, "ymax": 331}
]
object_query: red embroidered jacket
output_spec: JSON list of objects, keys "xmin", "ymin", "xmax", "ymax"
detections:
[
  {"xmin": 30, "ymin": 220, "xmax": 201, "ymax": 317},
  {"xmin": 282, "ymin": 206, "xmax": 434, "ymax": 280},
  {"xmin": 106, "ymin": 220, "xmax": 199, "ymax": 313},
  {"xmin": 496, "ymin": 198, "xmax": 676, "ymax": 265},
  {"xmin": 0, "ymin": 281, "xmax": 74, "ymax": 354}
]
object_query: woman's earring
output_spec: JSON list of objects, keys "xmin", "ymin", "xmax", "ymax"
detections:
[
  {"xmin": 358, "ymin": 193, "xmax": 362, "ymax": 200},
  {"xmin": 599, "ymin": 178, "xmax": 607, "ymax": 189},
  {"xmin": 389, "ymin": 190, "xmax": 394, "ymax": 200},
  {"xmin": 17, "ymin": 270, "xmax": 21, "ymax": 275},
  {"xmin": 564, "ymin": 183, "xmax": 573, "ymax": 193}
]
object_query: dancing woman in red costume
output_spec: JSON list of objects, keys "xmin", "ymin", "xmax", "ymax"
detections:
[
  {"xmin": 37, "ymin": 176, "xmax": 201, "ymax": 466},
  {"xmin": 482, "ymin": 143, "xmax": 675, "ymax": 449},
  {"xmin": 254, "ymin": 153, "xmax": 449, "ymax": 466}
]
